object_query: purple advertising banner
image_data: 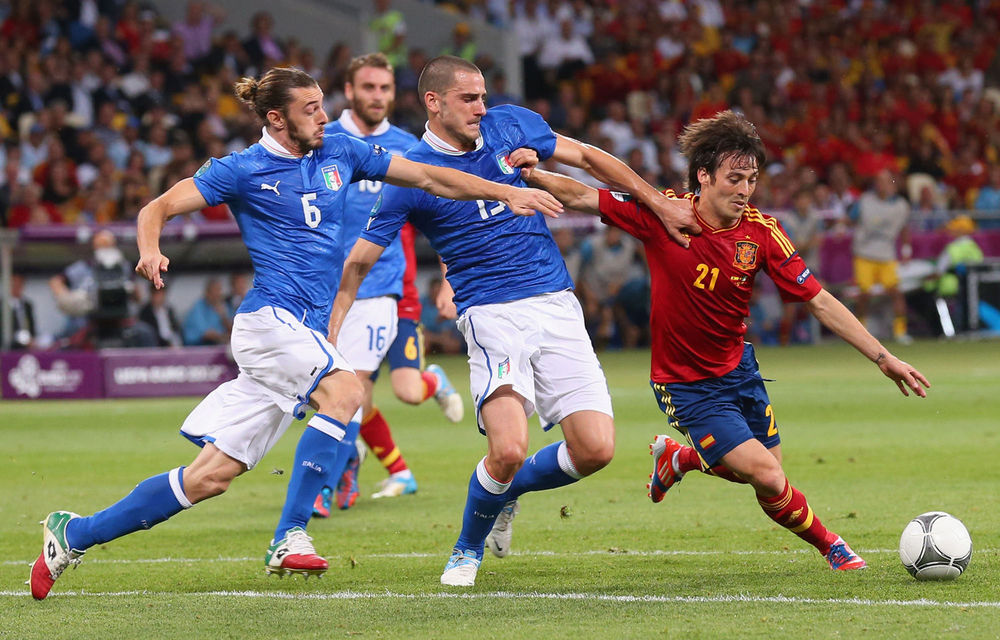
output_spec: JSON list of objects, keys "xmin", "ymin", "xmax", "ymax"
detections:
[
  {"xmin": 1, "ymin": 351, "xmax": 104, "ymax": 399},
  {"xmin": 102, "ymin": 347, "xmax": 238, "ymax": 398}
]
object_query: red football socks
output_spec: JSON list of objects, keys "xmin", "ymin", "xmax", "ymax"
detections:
[
  {"xmin": 757, "ymin": 479, "xmax": 838, "ymax": 554},
  {"xmin": 359, "ymin": 408, "xmax": 408, "ymax": 475},
  {"xmin": 420, "ymin": 370, "xmax": 439, "ymax": 402}
]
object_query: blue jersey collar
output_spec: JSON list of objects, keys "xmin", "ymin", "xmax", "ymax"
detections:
[
  {"xmin": 337, "ymin": 109, "xmax": 390, "ymax": 138},
  {"xmin": 259, "ymin": 126, "xmax": 314, "ymax": 159},
  {"xmin": 422, "ymin": 122, "xmax": 483, "ymax": 155}
]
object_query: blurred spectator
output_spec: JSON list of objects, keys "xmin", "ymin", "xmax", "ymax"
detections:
[
  {"xmin": 538, "ymin": 18, "xmax": 593, "ymax": 87},
  {"xmin": 579, "ymin": 223, "xmax": 642, "ymax": 348},
  {"xmin": 419, "ymin": 277, "xmax": 463, "ymax": 355},
  {"xmin": 8, "ymin": 182, "xmax": 62, "ymax": 227},
  {"xmin": 370, "ymin": 0, "xmax": 407, "ymax": 68},
  {"xmin": 138, "ymin": 282, "xmax": 183, "ymax": 347},
  {"xmin": 173, "ymin": 1, "xmax": 225, "ymax": 65},
  {"xmin": 48, "ymin": 228, "xmax": 150, "ymax": 348},
  {"xmin": 441, "ymin": 22, "xmax": 476, "ymax": 62},
  {"xmin": 242, "ymin": 11, "xmax": 284, "ymax": 72},
  {"xmin": 512, "ymin": 0, "xmax": 554, "ymax": 101},
  {"xmin": 779, "ymin": 187, "xmax": 823, "ymax": 345},
  {"xmin": 933, "ymin": 215, "xmax": 985, "ymax": 334},
  {"xmin": 182, "ymin": 277, "xmax": 232, "ymax": 346},
  {"xmin": 849, "ymin": 170, "xmax": 913, "ymax": 343},
  {"xmin": 974, "ymin": 164, "xmax": 1000, "ymax": 229},
  {"xmin": 486, "ymin": 71, "xmax": 520, "ymax": 108},
  {"xmin": 226, "ymin": 272, "xmax": 252, "ymax": 315},
  {"xmin": 1, "ymin": 273, "xmax": 36, "ymax": 349}
]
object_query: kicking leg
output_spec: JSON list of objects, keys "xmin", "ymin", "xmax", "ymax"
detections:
[
  {"xmin": 30, "ymin": 444, "xmax": 244, "ymax": 600},
  {"xmin": 723, "ymin": 441, "xmax": 865, "ymax": 570}
]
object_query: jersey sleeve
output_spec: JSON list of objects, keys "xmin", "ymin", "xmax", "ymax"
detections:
[
  {"xmin": 502, "ymin": 105, "xmax": 558, "ymax": 161},
  {"xmin": 192, "ymin": 153, "xmax": 242, "ymax": 206},
  {"xmin": 597, "ymin": 189, "xmax": 656, "ymax": 241},
  {"xmin": 360, "ymin": 183, "xmax": 416, "ymax": 248},
  {"xmin": 339, "ymin": 134, "xmax": 394, "ymax": 182},
  {"xmin": 762, "ymin": 218, "xmax": 822, "ymax": 303}
]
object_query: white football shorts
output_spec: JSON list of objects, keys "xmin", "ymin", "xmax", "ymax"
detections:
[
  {"xmin": 337, "ymin": 295, "xmax": 398, "ymax": 372},
  {"xmin": 457, "ymin": 290, "xmax": 613, "ymax": 433},
  {"xmin": 180, "ymin": 305, "xmax": 353, "ymax": 469}
]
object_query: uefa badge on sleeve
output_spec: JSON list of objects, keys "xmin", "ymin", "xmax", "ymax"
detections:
[{"xmin": 322, "ymin": 165, "xmax": 343, "ymax": 191}]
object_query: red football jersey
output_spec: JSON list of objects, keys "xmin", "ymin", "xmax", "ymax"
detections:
[
  {"xmin": 598, "ymin": 189, "xmax": 822, "ymax": 383},
  {"xmin": 396, "ymin": 222, "xmax": 421, "ymax": 321}
]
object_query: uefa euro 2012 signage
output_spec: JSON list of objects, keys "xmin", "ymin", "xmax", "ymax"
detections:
[{"xmin": 1, "ymin": 348, "xmax": 238, "ymax": 399}]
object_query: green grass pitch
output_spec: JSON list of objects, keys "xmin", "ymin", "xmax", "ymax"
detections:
[{"xmin": 2, "ymin": 340, "xmax": 998, "ymax": 639}]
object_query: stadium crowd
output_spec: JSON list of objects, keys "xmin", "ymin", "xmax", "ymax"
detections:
[{"xmin": 2, "ymin": 0, "xmax": 1000, "ymax": 348}]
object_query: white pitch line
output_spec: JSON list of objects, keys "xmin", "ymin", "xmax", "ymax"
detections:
[
  {"xmin": 4, "ymin": 548, "xmax": 997, "ymax": 567},
  {"xmin": 0, "ymin": 589, "xmax": 997, "ymax": 609}
]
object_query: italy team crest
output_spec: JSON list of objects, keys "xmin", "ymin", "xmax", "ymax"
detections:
[
  {"xmin": 497, "ymin": 357, "xmax": 511, "ymax": 378},
  {"xmin": 733, "ymin": 240, "xmax": 759, "ymax": 270},
  {"xmin": 496, "ymin": 153, "xmax": 514, "ymax": 175},
  {"xmin": 322, "ymin": 165, "xmax": 343, "ymax": 191}
]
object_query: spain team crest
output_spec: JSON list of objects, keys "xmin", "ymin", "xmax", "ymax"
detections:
[
  {"xmin": 733, "ymin": 240, "xmax": 759, "ymax": 270},
  {"xmin": 322, "ymin": 165, "xmax": 343, "ymax": 191}
]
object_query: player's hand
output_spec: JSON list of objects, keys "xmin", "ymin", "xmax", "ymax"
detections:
[
  {"xmin": 504, "ymin": 186, "xmax": 563, "ymax": 218},
  {"xmin": 509, "ymin": 147, "xmax": 539, "ymax": 180},
  {"xmin": 647, "ymin": 193, "xmax": 700, "ymax": 248},
  {"xmin": 436, "ymin": 278, "xmax": 457, "ymax": 320},
  {"xmin": 135, "ymin": 252, "xmax": 169, "ymax": 288},
  {"xmin": 877, "ymin": 353, "xmax": 930, "ymax": 398}
]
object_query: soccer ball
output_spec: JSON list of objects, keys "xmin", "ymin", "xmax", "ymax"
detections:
[{"xmin": 898, "ymin": 512, "xmax": 972, "ymax": 580}]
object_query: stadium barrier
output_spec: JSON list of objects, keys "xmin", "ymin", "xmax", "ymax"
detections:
[{"xmin": 1, "ymin": 346, "xmax": 237, "ymax": 400}]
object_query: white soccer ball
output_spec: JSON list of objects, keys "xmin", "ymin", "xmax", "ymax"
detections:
[{"xmin": 898, "ymin": 511, "xmax": 972, "ymax": 580}]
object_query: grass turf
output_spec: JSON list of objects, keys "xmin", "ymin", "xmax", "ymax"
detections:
[{"xmin": 2, "ymin": 339, "xmax": 998, "ymax": 639}]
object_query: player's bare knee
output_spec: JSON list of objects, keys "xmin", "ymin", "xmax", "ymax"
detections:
[
  {"xmin": 748, "ymin": 467, "xmax": 786, "ymax": 496},
  {"xmin": 184, "ymin": 470, "xmax": 233, "ymax": 503},
  {"xmin": 572, "ymin": 441, "xmax": 615, "ymax": 475},
  {"xmin": 394, "ymin": 388, "xmax": 423, "ymax": 405},
  {"xmin": 489, "ymin": 444, "xmax": 527, "ymax": 476}
]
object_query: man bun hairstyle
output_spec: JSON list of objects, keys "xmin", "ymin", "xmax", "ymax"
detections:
[
  {"xmin": 417, "ymin": 55, "xmax": 481, "ymax": 99},
  {"xmin": 234, "ymin": 67, "xmax": 318, "ymax": 121},
  {"xmin": 678, "ymin": 110, "xmax": 766, "ymax": 193}
]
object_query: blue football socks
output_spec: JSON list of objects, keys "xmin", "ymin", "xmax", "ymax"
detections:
[
  {"xmin": 272, "ymin": 415, "xmax": 358, "ymax": 542},
  {"xmin": 65, "ymin": 467, "xmax": 191, "ymax": 551},
  {"xmin": 508, "ymin": 441, "xmax": 581, "ymax": 499},
  {"xmin": 453, "ymin": 458, "xmax": 511, "ymax": 557}
]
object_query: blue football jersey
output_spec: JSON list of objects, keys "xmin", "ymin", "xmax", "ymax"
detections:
[
  {"xmin": 325, "ymin": 111, "xmax": 417, "ymax": 299},
  {"xmin": 193, "ymin": 128, "xmax": 392, "ymax": 332},
  {"xmin": 360, "ymin": 105, "xmax": 573, "ymax": 315}
]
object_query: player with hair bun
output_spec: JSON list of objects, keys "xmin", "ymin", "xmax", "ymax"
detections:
[{"xmin": 28, "ymin": 66, "xmax": 562, "ymax": 599}]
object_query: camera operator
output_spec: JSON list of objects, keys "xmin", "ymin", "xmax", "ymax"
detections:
[{"xmin": 49, "ymin": 229, "xmax": 156, "ymax": 348}]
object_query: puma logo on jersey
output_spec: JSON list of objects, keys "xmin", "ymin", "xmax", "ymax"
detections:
[{"xmin": 261, "ymin": 181, "xmax": 281, "ymax": 196}]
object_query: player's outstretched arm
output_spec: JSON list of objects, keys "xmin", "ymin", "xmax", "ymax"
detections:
[
  {"xmin": 383, "ymin": 156, "xmax": 563, "ymax": 218},
  {"xmin": 521, "ymin": 167, "xmax": 600, "ymax": 216},
  {"xmin": 550, "ymin": 134, "xmax": 700, "ymax": 246},
  {"xmin": 805, "ymin": 289, "xmax": 930, "ymax": 397},
  {"xmin": 135, "ymin": 178, "xmax": 208, "ymax": 288},
  {"xmin": 329, "ymin": 238, "xmax": 386, "ymax": 344}
]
